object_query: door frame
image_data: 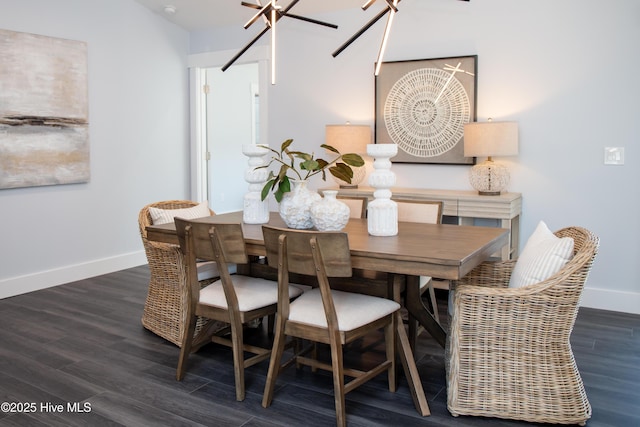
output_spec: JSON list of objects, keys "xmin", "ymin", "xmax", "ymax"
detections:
[{"xmin": 187, "ymin": 46, "xmax": 270, "ymax": 202}]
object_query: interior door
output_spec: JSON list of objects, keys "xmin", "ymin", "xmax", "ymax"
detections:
[{"xmin": 205, "ymin": 63, "xmax": 259, "ymax": 213}]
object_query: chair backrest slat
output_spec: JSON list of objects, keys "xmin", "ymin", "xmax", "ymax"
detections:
[
  {"xmin": 262, "ymin": 226, "xmax": 352, "ymax": 277},
  {"xmin": 175, "ymin": 219, "xmax": 248, "ymax": 265}
]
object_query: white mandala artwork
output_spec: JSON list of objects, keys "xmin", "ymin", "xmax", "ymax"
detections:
[{"xmin": 383, "ymin": 67, "xmax": 470, "ymax": 158}]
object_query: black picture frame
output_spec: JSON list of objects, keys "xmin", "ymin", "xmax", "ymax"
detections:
[{"xmin": 375, "ymin": 55, "xmax": 477, "ymax": 165}]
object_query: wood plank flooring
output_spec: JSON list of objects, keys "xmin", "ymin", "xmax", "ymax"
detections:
[{"xmin": 0, "ymin": 265, "xmax": 638, "ymax": 426}]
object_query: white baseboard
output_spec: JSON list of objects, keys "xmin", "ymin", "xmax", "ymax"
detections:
[
  {"xmin": 581, "ymin": 286, "xmax": 640, "ymax": 315},
  {"xmin": 0, "ymin": 251, "xmax": 148, "ymax": 300}
]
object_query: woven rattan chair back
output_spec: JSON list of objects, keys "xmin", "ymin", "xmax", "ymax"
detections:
[
  {"xmin": 138, "ymin": 200, "xmax": 216, "ymax": 348},
  {"xmin": 447, "ymin": 226, "xmax": 599, "ymax": 425}
]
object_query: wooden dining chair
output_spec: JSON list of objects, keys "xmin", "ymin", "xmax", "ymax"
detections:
[
  {"xmin": 395, "ymin": 198, "xmax": 442, "ymax": 224},
  {"xmin": 394, "ymin": 199, "xmax": 444, "ymax": 346},
  {"xmin": 174, "ymin": 218, "xmax": 304, "ymax": 401},
  {"xmin": 261, "ymin": 226, "xmax": 401, "ymax": 427},
  {"xmin": 336, "ymin": 195, "xmax": 368, "ymax": 219}
]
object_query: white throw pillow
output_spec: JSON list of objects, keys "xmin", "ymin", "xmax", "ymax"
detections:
[
  {"xmin": 148, "ymin": 201, "xmax": 211, "ymax": 225},
  {"xmin": 508, "ymin": 221, "xmax": 574, "ymax": 288}
]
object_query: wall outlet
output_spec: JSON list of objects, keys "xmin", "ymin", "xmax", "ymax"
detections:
[{"xmin": 604, "ymin": 147, "xmax": 624, "ymax": 165}]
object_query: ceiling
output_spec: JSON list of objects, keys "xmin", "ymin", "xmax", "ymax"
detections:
[{"xmin": 133, "ymin": 0, "xmax": 365, "ymax": 32}]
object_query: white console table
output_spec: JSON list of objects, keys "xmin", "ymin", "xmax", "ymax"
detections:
[{"xmin": 327, "ymin": 186, "xmax": 522, "ymax": 262}]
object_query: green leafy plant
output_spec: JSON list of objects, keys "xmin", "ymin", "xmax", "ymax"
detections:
[{"xmin": 258, "ymin": 139, "xmax": 365, "ymax": 202}]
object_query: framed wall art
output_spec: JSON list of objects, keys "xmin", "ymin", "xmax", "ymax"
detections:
[
  {"xmin": 375, "ymin": 55, "xmax": 477, "ymax": 164},
  {"xmin": 0, "ymin": 29, "xmax": 89, "ymax": 190}
]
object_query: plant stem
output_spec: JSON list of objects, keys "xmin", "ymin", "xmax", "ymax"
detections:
[{"xmin": 273, "ymin": 157, "xmax": 303, "ymax": 180}]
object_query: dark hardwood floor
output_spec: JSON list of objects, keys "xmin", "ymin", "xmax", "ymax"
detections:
[{"xmin": 0, "ymin": 265, "xmax": 638, "ymax": 426}]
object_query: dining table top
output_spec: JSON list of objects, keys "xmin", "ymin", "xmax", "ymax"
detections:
[{"xmin": 145, "ymin": 210, "xmax": 510, "ymax": 281}]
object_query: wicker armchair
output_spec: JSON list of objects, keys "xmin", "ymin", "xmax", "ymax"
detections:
[
  {"xmin": 138, "ymin": 200, "xmax": 220, "ymax": 348},
  {"xmin": 446, "ymin": 226, "xmax": 599, "ymax": 425}
]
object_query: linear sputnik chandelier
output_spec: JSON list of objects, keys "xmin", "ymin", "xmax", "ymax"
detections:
[
  {"xmin": 333, "ymin": 0, "xmax": 470, "ymax": 76},
  {"xmin": 222, "ymin": 0, "xmax": 337, "ymax": 84},
  {"xmin": 333, "ymin": 0, "xmax": 401, "ymax": 76}
]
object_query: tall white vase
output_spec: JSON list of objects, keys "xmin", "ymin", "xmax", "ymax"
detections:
[
  {"xmin": 279, "ymin": 179, "xmax": 321, "ymax": 229},
  {"xmin": 367, "ymin": 144, "xmax": 398, "ymax": 236},
  {"xmin": 242, "ymin": 144, "xmax": 270, "ymax": 224}
]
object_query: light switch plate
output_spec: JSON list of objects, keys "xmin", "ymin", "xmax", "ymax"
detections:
[{"xmin": 604, "ymin": 147, "xmax": 625, "ymax": 165}]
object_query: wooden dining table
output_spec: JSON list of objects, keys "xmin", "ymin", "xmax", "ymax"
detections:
[{"xmin": 145, "ymin": 210, "xmax": 510, "ymax": 417}]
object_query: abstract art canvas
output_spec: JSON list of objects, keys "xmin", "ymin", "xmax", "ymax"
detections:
[{"xmin": 0, "ymin": 29, "xmax": 89, "ymax": 189}]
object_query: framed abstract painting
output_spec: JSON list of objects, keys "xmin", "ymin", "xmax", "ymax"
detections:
[
  {"xmin": 375, "ymin": 55, "xmax": 477, "ymax": 165},
  {"xmin": 0, "ymin": 29, "xmax": 89, "ymax": 189}
]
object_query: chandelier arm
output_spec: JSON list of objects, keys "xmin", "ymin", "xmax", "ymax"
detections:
[
  {"xmin": 383, "ymin": 0, "xmax": 399, "ymax": 12},
  {"xmin": 281, "ymin": 0, "xmax": 301, "ymax": 14},
  {"xmin": 243, "ymin": 1, "xmax": 274, "ymax": 29},
  {"xmin": 362, "ymin": 0, "xmax": 376, "ymax": 10},
  {"xmin": 374, "ymin": 2, "xmax": 397, "ymax": 76},
  {"xmin": 240, "ymin": 1, "xmax": 263, "ymax": 10},
  {"xmin": 226, "ymin": 0, "xmax": 337, "ymax": 76},
  {"xmin": 280, "ymin": 13, "xmax": 338, "ymax": 29},
  {"xmin": 332, "ymin": 7, "xmax": 389, "ymax": 57},
  {"xmin": 362, "ymin": 0, "xmax": 400, "ymax": 12},
  {"xmin": 221, "ymin": 26, "xmax": 270, "ymax": 72}
]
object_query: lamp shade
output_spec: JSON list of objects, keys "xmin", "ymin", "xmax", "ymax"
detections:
[
  {"xmin": 325, "ymin": 124, "xmax": 371, "ymax": 155},
  {"xmin": 325, "ymin": 124, "xmax": 371, "ymax": 188},
  {"xmin": 464, "ymin": 121, "xmax": 518, "ymax": 158}
]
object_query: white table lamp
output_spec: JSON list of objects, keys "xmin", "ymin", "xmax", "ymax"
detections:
[
  {"xmin": 464, "ymin": 121, "xmax": 518, "ymax": 195},
  {"xmin": 325, "ymin": 123, "xmax": 371, "ymax": 188}
]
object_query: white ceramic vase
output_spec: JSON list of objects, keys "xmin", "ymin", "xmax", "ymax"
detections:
[
  {"xmin": 310, "ymin": 190, "xmax": 350, "ymax": 231},
  {"xmin": 279, "ymin": 179, "xmax": 321, "ymax": 229}
]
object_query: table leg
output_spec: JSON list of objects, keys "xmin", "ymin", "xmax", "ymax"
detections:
[
  {"xmin": 405, "ymin": 275, "xmax": 446, "ymax": 348},
  {"xmin": 395, "ymin": 311, "xmax": 430, "ymax": 416}
]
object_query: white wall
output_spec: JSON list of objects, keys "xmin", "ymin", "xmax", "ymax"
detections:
[
  {"xmin": 0, "ymin": 0, "xmax": 191, "ymax": 297},
  {"xmin": 192, "ymin": 0, "xmax": 640, "ymax": 313},
  {"xmin": 1, "ymin": 0, "xmax": 636, "ymax": 314}
]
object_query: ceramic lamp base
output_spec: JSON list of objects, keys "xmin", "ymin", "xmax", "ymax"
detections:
[{"xmin": 469, "ymin": 160, "xmax": 510, "ymax": 196}]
